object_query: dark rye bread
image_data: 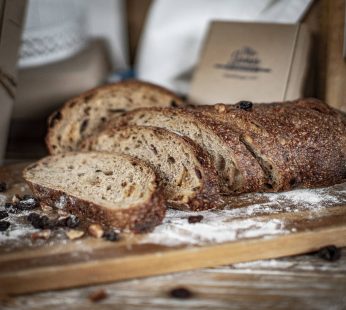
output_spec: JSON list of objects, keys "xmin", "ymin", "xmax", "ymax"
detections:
[
  {"xmin": 82, "ymin": 126, "xmax": 221, "ymax": 211},
  {"xmin": 107, "ymin": 108, "xmax": 266, "ymax": 194},
  {"xmin": 46, "ymin": 80, "xmax": 185, "ymax": 155},
  {"xmin": 23, "ymin": 152, "xmax": 165, "ymax": 233},
  {"xmin": 196, "ymin": 98, "xmax": 346, "ymax": 191}
]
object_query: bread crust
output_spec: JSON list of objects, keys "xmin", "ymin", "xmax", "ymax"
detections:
[
  {"xmin": 23, "ymin": 154, "xmax": 166, "ymax": 233},
  {"xmin": 196, "ymin": 98, "xmax": 346, "ymax": 191},
  {"xmin": 84, "ymin": 125, "xmax": 222, "ymax": 211},
  {"xmin": 46, "ymin": 80, "xmax": 185, "ymax": 155}
]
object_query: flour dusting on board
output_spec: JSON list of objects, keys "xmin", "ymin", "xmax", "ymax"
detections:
[
  {"xmin": 140, "ymin": 210, "xmax": 288, "ymax": 246},
  {"xmin": 1, "ymin": 183, "xmax": 346, "ymax": 249},
  {"xmin": 141, "ymin": 185, "xmax": 346, "ymax": 246}
]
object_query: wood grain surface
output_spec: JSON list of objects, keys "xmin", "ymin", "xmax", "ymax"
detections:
[{"xmin": 1, "ymin": 249, "xmax": 345, "ymax": 310}]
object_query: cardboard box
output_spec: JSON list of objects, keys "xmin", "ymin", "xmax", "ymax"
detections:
[
  {"xmin": 189, "ymin": 21, "xmax": 311, "ymax": 105},
  {"xmin": 0, "ymin": 0, "xmax": 26, "ymax": 163}
]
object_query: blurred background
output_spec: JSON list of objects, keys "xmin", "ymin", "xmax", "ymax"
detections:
[{"xmin": 0, "ymin": 0, "xmax": 345, "ymax": 163}]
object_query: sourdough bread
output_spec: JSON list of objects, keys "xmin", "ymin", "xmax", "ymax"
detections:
[
  {"xmin": 83, "ymin": 125, "xmax": 221, "ymax": 210},
  {"xmin": 196, "ymin": 98, "xmax": 346, "ymax": 191},
  {"xmin": 23, "ymin": 152, "xmax": 165, "ymax": 232},
  {"xmin": 107, "ymin": 108, "xmax": 266, "ymax": 194},
  {"xmin": 46, "ymin": 80, "xmax": 185, "ymax": 155}
]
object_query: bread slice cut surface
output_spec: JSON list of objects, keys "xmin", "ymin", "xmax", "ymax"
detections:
[
  {"xmin": 46, "ymin": 80, "xmax": 185, "ymax": 155},
  {"xmin": 83, "ymin": 125, "xmax": 220, "ymax": 210},
  {"xmin": 23, "ymin": 152, "xmax": 165, "ymax": 232},
  {"xmin": 108, "ymin": 107, "xmax": 267, "ymax": 194}
]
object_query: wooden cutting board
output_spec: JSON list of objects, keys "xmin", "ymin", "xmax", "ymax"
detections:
[{"xmin": 1, "ymin": 163, "xmax": 346, "ymax": 296}]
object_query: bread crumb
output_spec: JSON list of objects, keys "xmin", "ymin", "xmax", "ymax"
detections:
[
  {"xmin": 66, "ymin": 229, "xmax": 84, "ymax": 240},
  {"xmin": 214, "ymin": 103, "xmax": 226, "ymax": 113},
  {"xmin": 41, "ymin": 204, "xmax": 53, "ymax": 213},
  {"xmin": 57, "ymin": 210, "xmax": 69, "ymax": 217},
  {"xmin": 31, "ymin": 229, "xmax": 51, "ymax": 240},
  {"xmin": 11, "ymin": 194, "xmax": 21, "ymax": 204},
  {"xmin": 88, "ymin": 224, "xmax": 104, "ymax": 238}
]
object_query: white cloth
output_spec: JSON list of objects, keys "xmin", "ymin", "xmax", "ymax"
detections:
[{"xmin": 136, "ymin": 0, "xmax": 313, "ymax": 94}]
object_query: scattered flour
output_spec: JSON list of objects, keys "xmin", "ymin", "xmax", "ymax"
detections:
[
  {"xmin": 0, "ymin": 210, "xmax": 38, "ymax": 245},
  {"xmin": 263, "ymin": 187, "xmax": 344, "ymax": 206},
  {"xmin": 0, "ymin": 193, "xmax": 6, "ymax": 206},
  {"xmin": 141, "ymin": 185, "xmax": 346, "ymax": 247},
  {"xmin": 140, "ymin": 209, "xmax": 289, "ymax": 246},
  {"xmin": 1, "ymin": 183, "xmax": 346, "ymax": 249}
]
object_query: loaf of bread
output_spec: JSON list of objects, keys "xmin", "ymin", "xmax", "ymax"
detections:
[
  {"xmin": 107, "ymin": 107, "xmax": 266, "ymax": 194},
  {"xmin": 23, "ymin": 152, "xmax": 165, "ymax": 232},
  {"xmin": 40, "ymin": 80, "xmax": 346, "ymax": 230},
  {"xmin": 46, "ymin": 80, "xmax": 185, "ymax": 155},
  {"xmin": 82, "ymin": 125, "xmax": 221, "ymax": 210},
  {"xmin": 196, "ymin": 98, "xmax": 346, "ymax": 191}
]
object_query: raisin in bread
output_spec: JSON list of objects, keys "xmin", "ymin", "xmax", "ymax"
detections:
[
  {"xmin": 82, "ymin": 126, "xmax": 220, "ymax": 210},
  {"xmin": 106, "ymin": 108, "xmax": 266, "ymax": 194},
  {"xmin": 46, "ymin": 80, "xmax": 185, "ymax": 155},
  {"xmin": 196, "ymin": 98, "xmax": 346, "ymax": 191},
  {"xmin": 23, "ymin": 152, "xmax": 165, "ymax": 233}
]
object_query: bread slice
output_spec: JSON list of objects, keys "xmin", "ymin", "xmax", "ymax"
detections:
[
  {"xmin": 107, "ymin": 108, "xmax": 266, "ymax": 194},
  {"xmin": 82, "ymin": 126, "xmax": 221, "ymax": 210},
  {"xmin": 23, "ymin": 152, "xmax": 165, "ymax": 233},
  {"xmin": 196, "ymin": 98, "xmax": 346, "ymax": 191},
  {"xmin": 46, "ymin": 80, "xmax": 185, "ymax": 155}
]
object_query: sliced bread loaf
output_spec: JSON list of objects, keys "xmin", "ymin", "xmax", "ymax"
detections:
[
  {"xmin": 82, "ymin": 126, "xmax": 220, "ymax": 211},
  {"xmin": 46, "ymin": 80, "xmax": 185, "ymax": 155},
  {"xmin": 23, "ymin": 152, "xmax": 165, "ymax": 233},
  {"xmin": 197, "ymin": 99, "xmax": 346, "ymax": 191},
  {"xmin": 107, "ymin": 108, "xmax": 267, "ymax": 194}
]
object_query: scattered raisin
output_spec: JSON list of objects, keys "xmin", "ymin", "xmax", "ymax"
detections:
[
  {"xmin": 0, "ymin": 221, "xmax": 10, "ymax": 231},
  {"xmin": 103, "ymin": 229, "xmax": 120, "ymax": 241},
  {"xmin": 88, "ymin": 289, "xmax": 108, "ymax": 302},
  {"xmin": 66, "ymin": 215, "xmax": 80, "ymax": 228},
  {"xmin": 5, "ymin": 203, "xmax": 20, "ymax": 214},
  {"xmin": 188, "ymin": 215, "xmax": 203, "ymax": 224},
  {"xmin": 17, "ymin": 195, "xmax": 39, "ymax": 210},
  {"xmin": 0, "ymin": 182, "xmax": 7, "ymax": 192},
  {"xmin": 27, "ymin": 212, "xmax": 41, "ymax": 224},
  {"xmin": 57, "ymin": 217, "xmax": 68, "ymax": 227},
  {"xmin": 169, "ymin": 287, "xmax": 193, "ymax": 299},
  {"xmin": 0, "ymin": 210, "xmax": 8, "ymax": 220},
  {"xmin": 238, "ymin": 101, "xmax": 253, "ymax": 111},
  {"xmin": 28, "ymin": 214, "xmax": 52, "ymax": 229},
  {"xmin": 317, "ymin": 245, "xmax": 341, "ymax": 262}
]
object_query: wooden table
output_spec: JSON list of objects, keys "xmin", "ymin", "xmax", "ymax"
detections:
[{"xmin": 1, "ymin": 248, "xmax": 345, "ymax": 310}]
